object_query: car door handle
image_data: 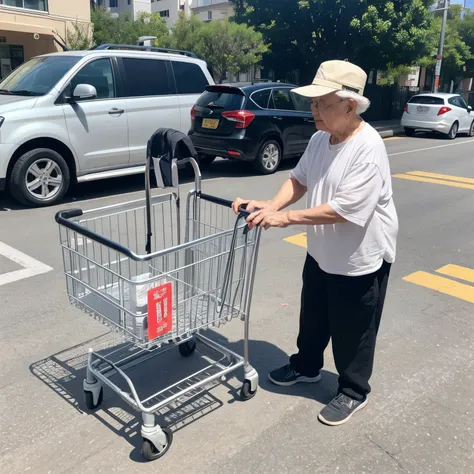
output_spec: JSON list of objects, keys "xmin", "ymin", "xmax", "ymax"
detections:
[
  {"xmin": 304, "ymin": 118, "xmax": 315, "ymax": 123},
  {"xmin": 109, "ymin": 108, "xmax": 124, "ymax": 116},
  {"xmin": 272, "ymin": 116, "xmax": 283, "ymax": 120}
]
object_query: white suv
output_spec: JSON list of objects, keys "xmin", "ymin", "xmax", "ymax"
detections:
[{"xmin": 0, "ymin": 45, "xmax": 213, "ymax": 206}]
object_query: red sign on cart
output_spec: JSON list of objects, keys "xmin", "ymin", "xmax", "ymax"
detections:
[{"xmin": 147, "ymin": 282, "xmax": 173, "ymax": 340}]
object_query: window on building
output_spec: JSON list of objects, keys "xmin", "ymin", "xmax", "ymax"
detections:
[
  {"xmin": 109, "ymin": 0, "xmax": 118, "ymax": 7},
  {"xmin": 1, "ymin": 0, "xmax": 48, "ymax": 11},
  {"xmin": 122, "ymin": 58, "xmax": 172, "ymax": 97},
  {"xmin": 172, "ymin": 62, "xmax": 209, "ymax": 94},
  {"xmin": 207, "ymin": 10, "xmax": 212, "ymax": 21},
  {"xmin": 71, "ymin": 59, "xmax": 116, "ymax": 100},
  {"xmin": 159, "ymin": 10, "xmax": 169, "ymax": 17}
]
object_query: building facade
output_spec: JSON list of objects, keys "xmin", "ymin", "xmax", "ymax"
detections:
[
  {"xmin": 95, "ymin": 0, "xmax": 152, "ymax": 19},
  {"xmin": 190, "ymin": 0, "xmax": 233, "ymax": 22},
  {"xmin": 150, "ymin": 0, "xmax": 190, "ymax": 26},
  {"xmin": 0, "ymin": 0, "xmax": 92, "ymax": 80}
]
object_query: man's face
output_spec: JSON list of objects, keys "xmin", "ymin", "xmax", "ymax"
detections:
[{"xmin": 310, "ymin": 92, "xmax": 348, "ymax": 134}]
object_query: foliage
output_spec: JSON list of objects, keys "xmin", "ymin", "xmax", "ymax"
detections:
[
  {"xmin": 231, "ymin": 0, "xmax": 435, "ymax": 83},
  {"xmin": 66, "ymin": 20, "xmax": 94, "ymax": 51},
  {"xmin": 160, "ymin": 13, "xmax": 268, "ymax": 82},
  {"xmin": 90, "ymin": 7, "xmax": 168, "ymax": 48},
  {"xmin": 419, "ymin": 4, "xmax": 472, "ymax": 81}
]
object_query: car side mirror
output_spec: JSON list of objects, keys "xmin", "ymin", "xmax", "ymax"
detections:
[
  {"xmin": 468, "ymin": 106, "xmax": 472, "ymax": 112},
  {"xmin": 69, "ymin": 84, "xmax": 97, "ymax": 102}
]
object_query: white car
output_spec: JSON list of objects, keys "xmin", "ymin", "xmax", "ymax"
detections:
[
  {"xmin": 0, "ymin": 45, "xmax": 214, "ymax": 207},
  {"xmin": 401, "ymin": 93, "xmax": 474, "ymax": 139}
]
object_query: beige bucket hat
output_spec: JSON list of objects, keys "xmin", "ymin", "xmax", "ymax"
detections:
[{"xmin": 293, "ymin": 60, "xmax": 368, "ymax": 98}]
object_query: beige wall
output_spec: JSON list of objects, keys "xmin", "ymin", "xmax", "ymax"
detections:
[{"xmin": 0, "ymin": 1, "xmax": 92, "ymax": 60}]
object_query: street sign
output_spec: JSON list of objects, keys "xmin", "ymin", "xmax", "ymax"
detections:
[{"xmin": 435, "ymin": 59, "xmax": 442, "ymax": 76}]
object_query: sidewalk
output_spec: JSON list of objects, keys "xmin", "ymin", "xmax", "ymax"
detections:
[{"xmin": 371, "ymin": 119, "xmax": 405, "ymax": 138}]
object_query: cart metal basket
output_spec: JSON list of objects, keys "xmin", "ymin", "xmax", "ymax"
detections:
[{"xmin": 55, "ymin": 129, "xmax": 262, "ymax": 461}]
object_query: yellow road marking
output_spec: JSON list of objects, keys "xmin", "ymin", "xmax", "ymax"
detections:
[
  {"xmin": 406, "ymin": 171, "xmax": 474, "ymax": 185},
  {"xmin": 284, "ymin": 232, "xmax": 307, "ymax": 249},
  {"xmin": 436, "ymin": 264, "xmax": 474, "ymax": 284},
  {"xmin": 384, "ymin": 136, "xmax": 404, "ymax": 141},
  {"xmin": 403, "ymin": 271, "xmax": 474, "ymax": 304},
  {"xmin": 393, "ymin": 174, "xmax": 474, "ymax": 190}
]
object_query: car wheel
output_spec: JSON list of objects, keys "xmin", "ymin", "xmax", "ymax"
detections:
[
  {"xmin": 404, "ymin": 128, "xmax": 415, "ymax": 137},
  {"xmin": 253, "ymin": 140, "xmax": 282, "ymax": 174},
  {"xmin": 447, "ymin": 122, "xmax": 458, "ymax": 140},
  {"xmin": 469, "ymin": 120, "xmax": 474, "ymax": 137},
  {"xmin": 198, "ymin": 155, "xmax": 216, "ymax": 167},
  {"xmin": 9, "ymin": 148, "xmax": 70, "ymax": 207}
]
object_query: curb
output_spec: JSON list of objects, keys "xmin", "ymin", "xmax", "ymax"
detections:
[{"xmin": 377, "ymin": 127, "xmax": 405, "ymax": 139}]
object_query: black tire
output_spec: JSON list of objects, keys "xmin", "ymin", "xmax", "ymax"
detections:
[
  {"xmin": 141, "ymin": 428, "xmax": 173, "ymax": 461},
  {"xmin": 404, "ymin": 128, "xmax": 415, "ymax": 137},
  {"xmin": 9, "ymin": 148, "xmax": 70, "ymax": 207},
  {"xmin": 253, "ymin": 139, "xmax": 282, "ymax": 175},
  {"xmin": 469, "ymin": 121, "xmax": 474, "ymax": 137},
  {"xmin": 198, "ymin": 155, "xmax": 216, "ymax": 166},
  {"xmin": 178, "ymin": 338, "xmax": 196, "ymax": 357},
  {"xmin": 447, "ymin": 122, "xmax": 458, "ymax": 140},
  {"xmin": 240, "ymin": 379, "xmax": 257, "ymax": 401},
  {"xmin": 84, "ymin": 388, "xmax": 103, "ymax": 410}
]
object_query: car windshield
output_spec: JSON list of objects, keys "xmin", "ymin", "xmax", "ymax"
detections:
[{"xmin": 0, "ymin": 56, "xmax": 81, "ymax": 96}]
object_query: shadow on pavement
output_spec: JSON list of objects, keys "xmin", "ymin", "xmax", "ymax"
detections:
[
  {"xmin": 29, "ymin": 326, "xmax": 337, "ymax": 462},
  {"xmin": 0, "ymin": 158, "xmax": 299, "ymax": 211}
]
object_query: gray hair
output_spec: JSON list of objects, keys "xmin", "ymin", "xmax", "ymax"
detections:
[{"xmin": 335, "ymin": 90, "xmax": 371, "ymax": 115}]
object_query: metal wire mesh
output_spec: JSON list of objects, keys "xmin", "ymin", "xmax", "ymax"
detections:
[{"xmin": 58, "ymin": 192, "xmax": 259, "ymax": 350}]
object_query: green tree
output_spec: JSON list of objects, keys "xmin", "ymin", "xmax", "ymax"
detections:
[
  {"xmin": 231, "ymin": 0, "xmax": 434, "ymax": 83},
  {"xmin": 419, "ymin": 4, "xmax": 472, "ymax": 85},
  {"xmin": 66, "ymin": 20, "xmax": 94, "ymax": 50},
  {"xmin": 160, "ymin": 13, "xmax": 268, "ymax": 83},
  {"xmin": 91, "ymin": 7, "xmax": 168, "ymax": 47}
]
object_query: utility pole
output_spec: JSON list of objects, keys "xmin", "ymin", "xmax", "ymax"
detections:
[{"xmin": 433, "ymin": 0, "xmax": 449, "ymax": 93}]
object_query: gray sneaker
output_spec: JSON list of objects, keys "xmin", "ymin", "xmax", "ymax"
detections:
[
  {"xmin": 268, "ymin": 364, "xmax": 321, "ymax": 387},
  {"xmin": 318, "ymin": 393, "xmax": 368, "ymax": 426}
]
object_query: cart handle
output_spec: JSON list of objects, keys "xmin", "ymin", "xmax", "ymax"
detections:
[
  {"xmin": 55, "ymin": 208, "xmax": 139, "ymax": 259},
  {"xmin": 198, "ymin": 192, "xmax": 252, "ymax": 217}
]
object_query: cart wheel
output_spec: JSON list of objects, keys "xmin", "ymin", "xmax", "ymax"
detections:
[
  {"xmin": 141, "ymin": 428, "xmax": 173, "ymax": 461},
  {"xmin": 84, "ymin": 387, "xmax": 103, "ymax": 410},
  {"xmin": 178, "ymin": 338, "xmax": 196, "ymax": 357},
  {"xmin": 240, "ymin": 379, "xmax": 257, "ymax": 401}
]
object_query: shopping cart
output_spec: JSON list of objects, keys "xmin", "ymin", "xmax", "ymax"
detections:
[{"xmin": 55, "ymin": 129, "xmax": 262, "ymax": 461}]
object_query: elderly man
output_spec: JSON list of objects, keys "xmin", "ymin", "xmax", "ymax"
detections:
[{"xmin": 233, "ymin": 60, "xmax": 398, "ymax": 426}]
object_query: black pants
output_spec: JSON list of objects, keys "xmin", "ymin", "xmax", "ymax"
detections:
[{"xmin": 289, "ymin": 254, "xmax": 391, "ymax": 401}]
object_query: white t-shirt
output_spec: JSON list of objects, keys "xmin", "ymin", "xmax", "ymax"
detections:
[{"xmin": 290, "ymin": 123, "xmax": 398, "ymax": 276}]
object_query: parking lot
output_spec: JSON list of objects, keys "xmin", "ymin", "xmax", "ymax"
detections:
[{"xmin": 1, "ymin": 134, "xmax": 473, "ymax": 473}]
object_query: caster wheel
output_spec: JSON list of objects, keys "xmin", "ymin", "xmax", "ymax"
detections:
[
  {"xmin": 178, "ymin": 338, "xmax": 196, "ymax": 357},
  {"xmin": 141, "ymin": 427, "xmax": 173, "ymax": 461},
  {"xmin": 240, "ymin": 379, "xmax": 257, "ymax": 401},
  {"xmin": 84, "ymin": 387, "xmax": 103, "ymax": 410}
]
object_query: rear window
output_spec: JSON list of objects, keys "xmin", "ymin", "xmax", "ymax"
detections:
[
  {"xmin": 251, "ymin": 88, "xmax": 272, "ymax": 108},
  {"xmin": 196, "ymin": 89, "xmax": 244, "ymax": 110},
  {"xmin": 172, "ymin": 61, "xmax": 209, "ymax": 94},
  {"xmin": 409, "ymin": 96, "xmax": 444, "ymax": 105}
]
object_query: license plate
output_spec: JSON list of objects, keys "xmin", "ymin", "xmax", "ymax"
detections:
[
  {"xmin": 202, "ymin": 118, "xmax": 219, "ymax": 129},
  {"xmin": 417, "ymin": 106, "xmax": 429, "ymax": 114}
]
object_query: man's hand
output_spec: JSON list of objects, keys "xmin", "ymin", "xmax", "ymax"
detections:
[
  {"xmin": 232, "ymin": 197, "xmax": 276, "ymax": 215},
  {"xmin": 246, "ymin": 209, "xmax": 291, "ymax": 230}
]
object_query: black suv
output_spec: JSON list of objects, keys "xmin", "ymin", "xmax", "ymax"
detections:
[{"xmin": 188, "ymin": 83, "xmax": 315, "ymax": 174}]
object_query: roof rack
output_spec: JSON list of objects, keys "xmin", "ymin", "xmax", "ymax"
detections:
[{"xmin": 93, "ymin": 44, "xmax": 199, "ymax": 59}]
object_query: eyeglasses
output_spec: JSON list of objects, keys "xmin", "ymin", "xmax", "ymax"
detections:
[{"xmin": 311, "ymin": 98, "xmax": 345, "ymax": 111}]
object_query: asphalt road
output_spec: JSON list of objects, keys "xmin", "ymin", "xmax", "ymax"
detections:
[{"xmin": 1, "ymin": 132, "xmax": 473, "ymax": 474}]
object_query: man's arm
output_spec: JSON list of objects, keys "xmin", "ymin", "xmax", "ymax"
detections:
[
  {"xmin": 232, "ymin": 178, "xmax": 306, "ymax": 214},
  {"xmin": 287, "ymin": 204, "xmax": 347, "ymax": 225}
]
